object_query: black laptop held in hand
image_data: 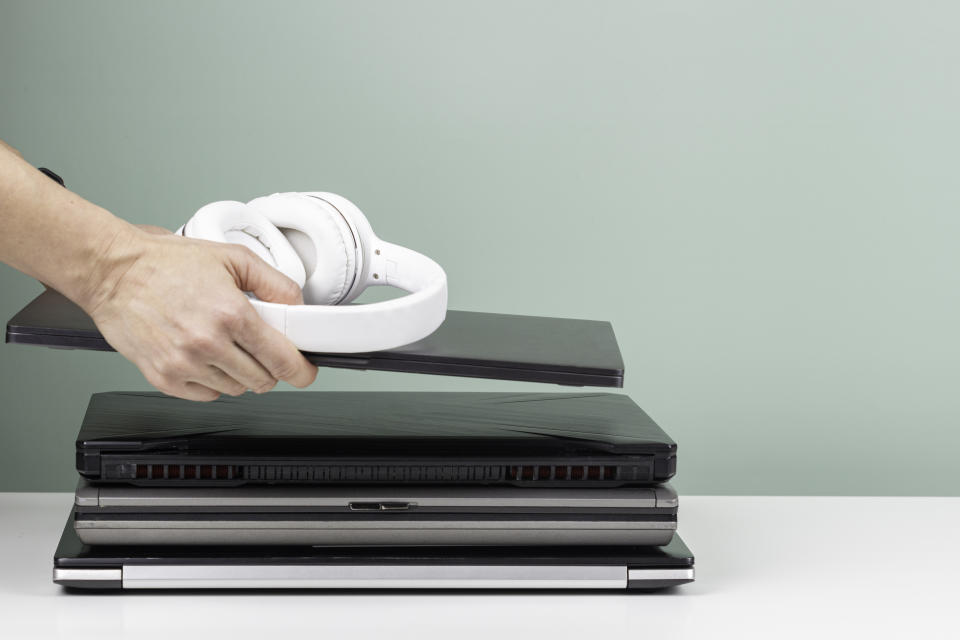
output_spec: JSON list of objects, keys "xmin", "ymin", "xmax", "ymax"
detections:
[
  {"xmin": 6, "ymin": 289, "xmax": 625, "ymax": 387},
  {"xmin": 75, "ymin": 391, "xmax": 677, "ymax": 487}
]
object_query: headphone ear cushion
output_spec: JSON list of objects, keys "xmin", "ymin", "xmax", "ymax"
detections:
[
  {"xmin": 302, "ymin": 192, "xmax": 376, "ymax": 304},
  {"xmin": 181, "ymin": 201, "xmax": 306, "ymax": 288},
  {"xmin": 248, "ymin": 193, "xmax": 358, "ymax": 305}
]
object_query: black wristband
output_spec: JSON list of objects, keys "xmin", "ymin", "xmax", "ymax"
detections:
[{"xmin": 38, "ymin": 167, "xmax": 64, "ymax": 187}]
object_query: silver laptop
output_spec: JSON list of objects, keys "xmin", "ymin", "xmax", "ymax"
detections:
[{"xmin": 73, "ymin": 480, "xmax": 678, "ymax": 547}]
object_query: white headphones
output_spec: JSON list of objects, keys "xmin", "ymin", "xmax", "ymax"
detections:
[{"xmin": 178, "ymin": 192, "xmax": 447, "ymax": 353}]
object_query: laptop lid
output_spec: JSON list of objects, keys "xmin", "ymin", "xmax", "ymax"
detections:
[
  {"xmin": 76, "ymin": 392, "xmax": 677, "ymax": 486},
  {"xmin": 6, "ymin": 290, "xmax": 624, "ymax": 387}
]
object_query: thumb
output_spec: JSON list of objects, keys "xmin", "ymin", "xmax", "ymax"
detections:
[{"xmin": 229, "ymin": 248, "xmax": 304, "ymax": 305}]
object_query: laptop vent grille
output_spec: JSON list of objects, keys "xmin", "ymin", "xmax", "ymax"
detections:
[
  {"xmin": 135, "ymin": 464, "xmax": 242, "ymax": 480},
  {"xmin": 243, "ymin": 465, "xmax": 506, "ymax": 482},
  {"xmin": 126, "ymin": 464, "xmax": 622, "ymax": 483},
  {"xmin": 505, "ymin": 465, "xmax": 618, "ymax": 482}
]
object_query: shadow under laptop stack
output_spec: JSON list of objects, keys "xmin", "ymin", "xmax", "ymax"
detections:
[{"xmin": 54, "ymin": 391, "xmax": 694, "ymax": 590}]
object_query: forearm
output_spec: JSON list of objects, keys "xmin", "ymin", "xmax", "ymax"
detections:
[
  {"xmin": 0, "ymin": 139, "xmax": 315, "ymax": 400},
  {"xmin": 0, "ymin": 141, "xmax": 144, "ymax": 310}
]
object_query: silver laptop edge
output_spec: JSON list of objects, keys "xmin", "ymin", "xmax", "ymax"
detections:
[
  {"xmin": 54, "ymin": 565, "xmax": 694, "ymax": 589},
  {"xmin": 73, "ymin": 521, "xmax": 676, "ymax": 546},
  {"xmin": 76, "ymin": 479, "xmax": 678, "ymax": 510}
]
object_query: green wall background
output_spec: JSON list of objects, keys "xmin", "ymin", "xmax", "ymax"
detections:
[{"xmin": 1, "ymin": 1, "xmax": 957, "ymax": 494}]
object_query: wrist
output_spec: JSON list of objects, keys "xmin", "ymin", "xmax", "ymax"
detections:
[{"xmin": 67, "ymin": 218, "xmax": 148, "ymax": 315}]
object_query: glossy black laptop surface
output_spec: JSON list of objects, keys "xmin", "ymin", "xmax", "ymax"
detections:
[
  {"xmin": 76, "ymin": 392, "xmax": 677, "ymax": 487},
  {"xmin": 6, "ymin": 290, "xmax": 624, "ymax": 387},
  {"xmin": 53, "ymin": 519, "xmax": 695, "ymax": 590}
]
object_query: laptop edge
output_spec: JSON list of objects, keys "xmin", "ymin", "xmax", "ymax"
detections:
[{"xmin": 53, "ymin": 518, "xmax": 695, "ymax": 591}]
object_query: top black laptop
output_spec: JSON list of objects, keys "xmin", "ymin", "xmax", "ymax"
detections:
[
  {"xmin": 76, "ymin": 391, "xmax": 676, "ymax": 487},
  {"xmin": 6, "ymin": 290, "xmax": 624, "ymax": 387}
]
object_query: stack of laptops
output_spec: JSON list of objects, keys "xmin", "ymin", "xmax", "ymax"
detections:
[{"xmin": 8, "ymin": 291, "xmax": 695, "ymax": 591}]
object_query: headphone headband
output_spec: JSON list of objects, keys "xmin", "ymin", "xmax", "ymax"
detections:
[{"xmin": 254, "ymin": 242, "xmax": 447, "ymax": 353}]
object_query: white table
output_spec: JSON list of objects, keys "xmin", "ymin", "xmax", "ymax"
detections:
[{"xmin": 0, "ymin": 493, "xmax": 957, "ymax": 639}]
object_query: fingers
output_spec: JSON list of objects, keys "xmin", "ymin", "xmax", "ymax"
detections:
[
  {"xmin": 161, "ymin": 342, "xmax": 293, "ymax": 398},
  {"xmin": 134, "ymin": 292, "xmax": 308, "ymax": 397},
  {"xmin": 233, "ymin": 305, "xmax": 317, "ymax": 388},
  {"xmin": 146, "ymin": 374, "xmax": 221, "ymax": 402},
  {"xmin": 228, "ymin": 246, "xmax": 303, "ymax": 305},
  {"xmin": 222, "ymin": 245, "xmax": 317, "ymax": 388},
  {"xmin": 141, "ymin": 344, "xmax": 278, "ymax": 400},
  {"xmin": 179, "ymin": 382, "xmax": 222, "ymax": 402},
  {"xmin": 161, "ymin": 325, "xmax": 282, "ymax": 396},
  {"xmin": 211, "ymin": 346, "xmax": 277, "ymax": 394},
  {"xmin": 141, "ymin": 359, "xmax": 223, "ymax": 401},
  {"xmin": 189, "ymin": 365, "xmax": 248, "ymax": 397}
]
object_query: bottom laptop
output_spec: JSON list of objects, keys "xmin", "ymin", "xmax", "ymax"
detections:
[
  {"xmin": 73, "ymin": 480, "xmax": 678, "ymax": 547},
  {"xmin": 53, "ymin": 518, "xmax": 695, "ymax": 591}
]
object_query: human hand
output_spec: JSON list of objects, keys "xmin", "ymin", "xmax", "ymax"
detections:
[
  {"xmin": 81, "ymin": 227, "xmax": 317, "ymax": 401},
  {"xmin": 135, "ymin": 224, "xmax": 174, "ymax": 236}
]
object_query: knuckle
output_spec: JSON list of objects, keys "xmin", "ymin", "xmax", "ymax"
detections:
[
  {"xmin": 144, "ymin": 371, "xmax": 174, "ymax": 395},
  {"xmin": 224, "ymin": 382, "xmax": 247, "ymax": 397},
  {"xmin": 221, "ymin": 301, "xmax": 252, "ymax": 334},
  {"xmin": 253, "ymin": 378, "xmax": 277, "ymax": 394},
  {"xmin": 159, "ymin": 380, "xmax": 182, "ymax": 397},
  {"xmin": 210, "ymin": 305, "xmax": 233, "ymax": 329},
  {"xmin": 157, "ymin": 353, "xmax": 190, "ymax": 379},
  {"xmin": 159, "ymin": 374, "xmax": 182, "ymax": 392},
  {"xmin": 154, "ymin": 359, "xmax": 175, "ymax": 379},
  {"xmin": 271, "ymin": 359, "xmax": 301, "ymax": 381},
  {"xmin": 281, "ymin": 277, "xmax": 300, "ymax": 297},
  {"xmin": 230, "ymin": 244, "xmax": 258, "ymax": 265},
  {"xmin": 185, "ymin": 332, "xmax": 218, "ymax": 357}
]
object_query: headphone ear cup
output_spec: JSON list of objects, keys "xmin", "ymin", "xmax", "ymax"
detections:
[
  {"xmin": 248, "ymin": 193, "xmax": 359, "ymax": 305},
  {"xmin": 302, "ymin": 192, "xmax": 377, "ymax": 304},
  {"xmin": 181, "ymin": 201, "xmax": 307, "ymax": 288}
]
